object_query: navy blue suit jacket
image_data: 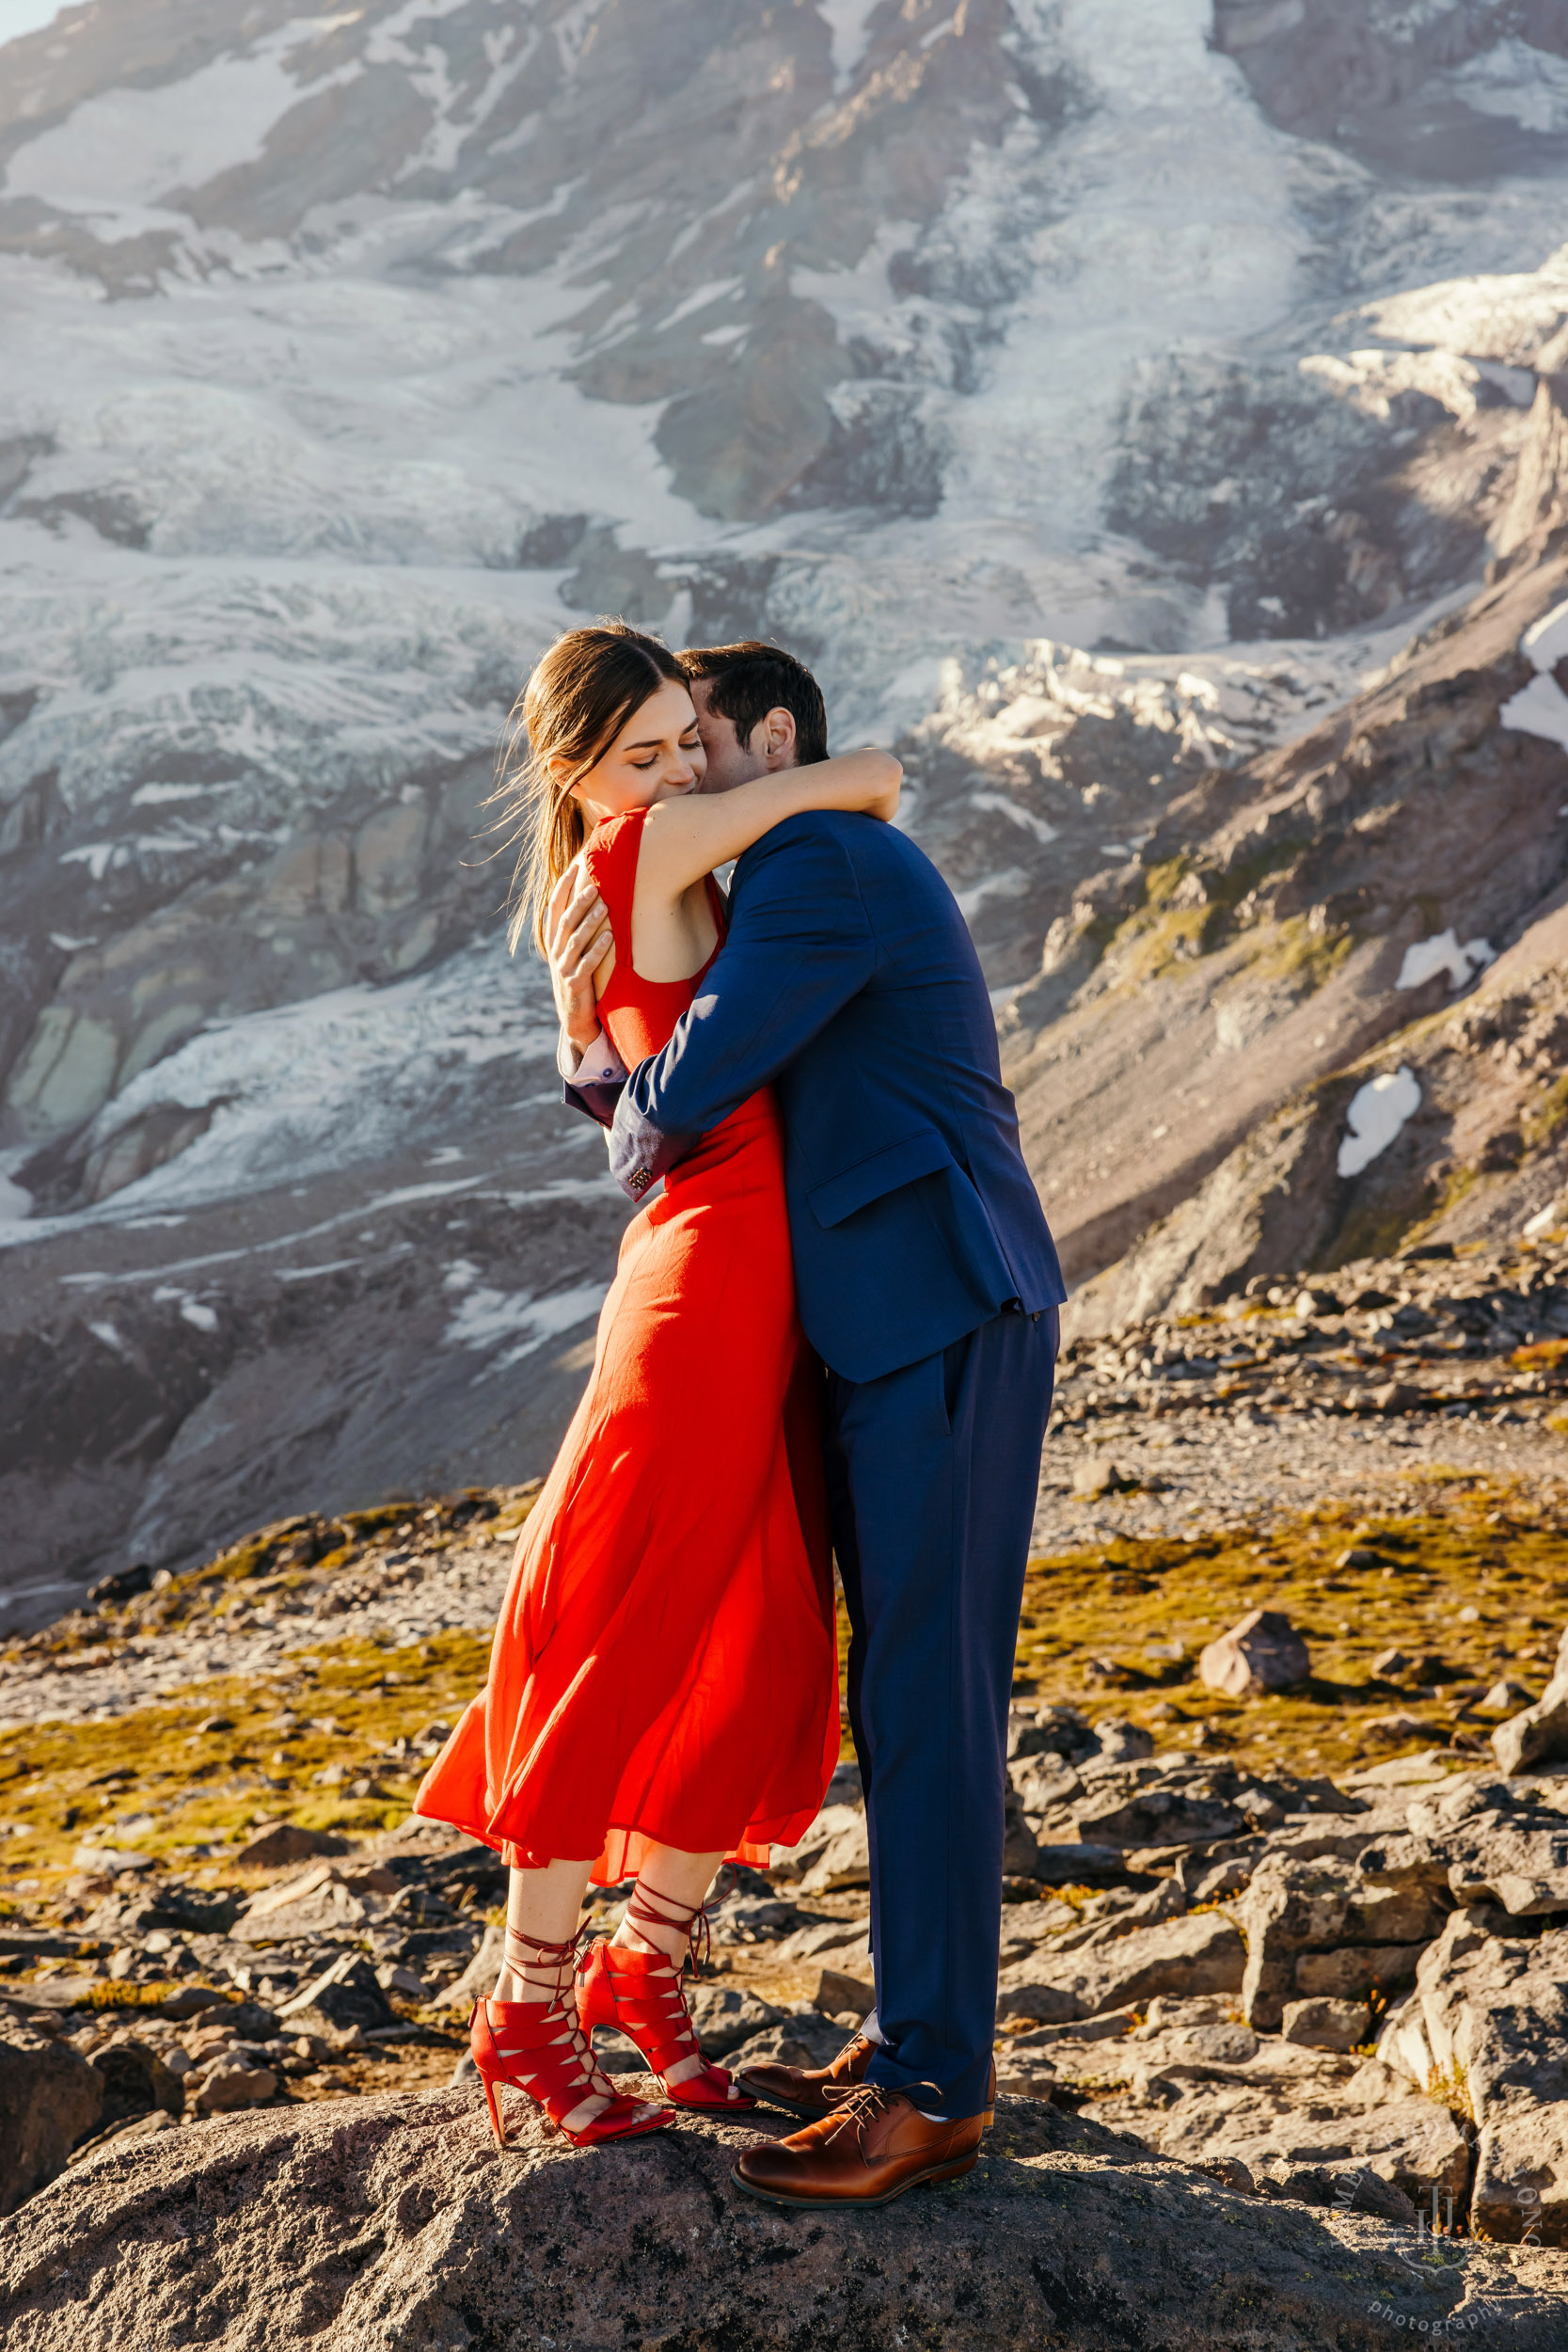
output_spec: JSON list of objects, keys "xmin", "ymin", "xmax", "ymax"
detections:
[{"xmin": 569, "ymin": 810, "xmax": 1065, "ymax": 1384}]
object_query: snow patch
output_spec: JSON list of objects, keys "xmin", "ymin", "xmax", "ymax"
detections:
[
  {"xmin": 1396, "ymin": 930, "xmax": 1496, "ymax": 992},
  {"xmin": 151, "ymin": 1283, "xmax": 219, "ymax": 1332},
  {"xmin": 819, "ymin": 0, "xmax": 882, "ymax": 88},
  {"xmin": 443, "ymin": 1272, "xmax": 609, "ymax": 1375},
  {"xmin": 955, "ymin": 866, "xmax": 1032, "ymax": 919},
  {"xmin": 1502, "ymin": 596, "xmax": 1568, "ymax": 748},
  {"xmin": 3, "ymin": 27, "xmax": 363, "ymax": 220},
  {"xmin": 1338, "ymin": 1068, "xmax": 1422, "ymax": 1181},
  {"xmin": 969, "ymin": 791, "xmax": 1058, "ymax": 844},
  {"xmin": 1453, "ymin": 38, "xmax": 1568, "ymax": 137}
]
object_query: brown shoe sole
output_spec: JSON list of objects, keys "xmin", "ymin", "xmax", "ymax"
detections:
[
  {"xmin": 732, "ymin": 2074, "xmax": 832, "ymax": 2122},
  {"xmin": 730, "ymin": 2151, "xmax": 978, "ymax": 2210},
  {"xmin": 735, "ymin": 2074, "xmax": 996, "ymax": 2131}
]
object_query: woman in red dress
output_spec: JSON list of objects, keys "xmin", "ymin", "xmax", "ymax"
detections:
[{"xmin": 415, "ymin": 624, "xmax": 900, "ymax": 2150}]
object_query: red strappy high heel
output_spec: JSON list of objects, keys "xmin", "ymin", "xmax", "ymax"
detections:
[
  {"xmin": 576, "ymin": 1881, "xmax": 756, "ymax": 2114},
  {"xmin": 469, "ymin": 1925, "xmax": 673, "ymax": 2151}
]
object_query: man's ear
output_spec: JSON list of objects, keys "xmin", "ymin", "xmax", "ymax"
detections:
[{"xmin": 760, "ymin": 706, "xmax": 799, "ymax": 769}]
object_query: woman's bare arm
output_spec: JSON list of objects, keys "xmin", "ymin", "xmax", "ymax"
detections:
[{"xmin": 636, "ymin": 749, "xmax": 901, "ymax": 901}]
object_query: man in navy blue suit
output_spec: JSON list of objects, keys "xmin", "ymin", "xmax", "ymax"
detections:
[{"xmin": 550, "ymin": 641, "xmax": 1065, "ymax": 2208}]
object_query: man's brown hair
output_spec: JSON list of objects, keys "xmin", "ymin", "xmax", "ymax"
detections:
[{"xmin": 681, "ymin": 640, "xmax": 829, "ymax": 768}]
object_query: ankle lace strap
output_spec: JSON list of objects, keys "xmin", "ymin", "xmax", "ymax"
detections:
[
  {"xmin": 504, "ymin": 1922, "xmax": 586, "ymax": 1999},
  {"xmin": 625, "ymin": 1880, "xmax": 712, "ymax": 1976}
]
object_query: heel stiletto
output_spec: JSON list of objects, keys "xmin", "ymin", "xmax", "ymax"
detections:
[
  {"xmin": 470, "ymin": 1925, "xmax": 673, "ymax": 2151},
  {"xmin": 577, "ymin": 1881, "xmax": 755, "ymax": 2114}
]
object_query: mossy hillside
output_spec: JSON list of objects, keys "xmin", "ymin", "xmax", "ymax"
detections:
[
  {"xmin": 1012, "ymin": 1470, "xmax": 1566, "ymax": 1779},
  {"xmin": 2, "ymin": 1473, "xmax": 1562, "ymax": 1899},
  {"xmin": 0, "ymin": 1628, "xmax": 495, "ymax": 1887}
]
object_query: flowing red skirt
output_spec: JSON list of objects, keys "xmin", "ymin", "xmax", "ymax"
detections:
[{"xmin": 414, "ymin": 1086, "xmax": 839, "ymax": 1883}]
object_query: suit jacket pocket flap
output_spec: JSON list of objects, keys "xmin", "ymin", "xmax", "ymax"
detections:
[{"xmin": 806, "ymin": 1129, "xmax": 958, "ymax": 1229}]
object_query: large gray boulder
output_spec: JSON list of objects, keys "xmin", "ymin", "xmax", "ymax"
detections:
[
  {"xmin": 3, "ymin": 2085, "xmax": 1562, "ymax": 2347},
  {"xmin": 996, "ymin": 1910, "xmax": 1244, "ymax": 2023},
  {"xmin": 1492, "ymin": 1634, "xmax": 1568, "ymax": 1774},
  {"xmin": 1378, "ymin": 1914, "xmax": 1568, "ymax": 2246},
  {"xmin": 1361, "ymin": 1777, "xmax": 1568, "ymax": 1914},
  {"xmin": 1238, "ymin": 1854, "xmax": 1443, "ymax": 2031},
  {"xmin": 0, "ymin": 2017, "xmax": 103, "ymax": 2217},
  {"xmin": 1198, "ymin": 1611, "xmax": 1309, "ymax": 1698}
]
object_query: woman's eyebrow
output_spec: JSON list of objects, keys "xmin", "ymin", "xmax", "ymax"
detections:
[{"xmin": 622, "ymin": 726, "xmax": 699, "ymax": 751}]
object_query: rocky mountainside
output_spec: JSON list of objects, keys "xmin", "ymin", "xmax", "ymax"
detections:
[
  {"xmin": 7, "ymin": 2, "xmax": 1568, "ymax": 1617},
  {"xmin": 5, "ymin": 1356, "xmax": 1568, "ymax": 2315}
]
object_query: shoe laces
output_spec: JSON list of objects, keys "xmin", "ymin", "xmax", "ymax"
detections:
[
  {"xmin": 819, "ymin": 2080, "xmax": 942, "ymax": 2150},
  {"xmin": 499, "ymin": 1924, "xmax": 616, "ymax": 2102}
]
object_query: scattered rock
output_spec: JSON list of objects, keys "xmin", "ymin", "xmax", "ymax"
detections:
[
  {"xmin": 1492, "ymin": 1636, "xmax": 1568, "ymax": 1774},
  {"xmin": 1238, "ymin": 1852, "xmax": 1443, "ymax": 2032},
  {"xmin": 1362, "ymin": 1711, "xmax": 1438, "ymax": 1745},
  {"xmin": 0, "ymin": 2018, "xmax": 103, "ymax": 2216},
  {"xmin": 436, "ymin": 1921, "xmax": 502, "ymax": 2009},
  {"xmin": 232, "ymin": 1860, "xmax": 400, "ymax": 1944},
  {"xmin": 1073, "ymin": 1786, "xmax": 1246, "ymax": 1850},
  {"xmin": 1198, "ymin": 1610, "xmax": 1309, "ymax": 1698},
  {"xmin": 794, "ymin": 1810, "xmax": 871, "ymax": 1894},
  {"xmin": 86, "ymin": 1565, "xmax": 152, "ymax": 1607},
  {"xmin": 812, "ymin": 1967, "xmax": 874, "ymax": 2020},
  {"xmin": 1378, "ymin": 1911, "xmax": 1568, "ymax": 2244},
  {"xmin": 725, "ymin": 2010, "xmax": 848, "ymax": 2076},
  {"xmin": 769, "ymin": 1802, "xmax": 864, "ymax": 1884},
  {"xmin": 231, "ymin": 1823, "xmax": 350, "ymax": 1871},
  {"xmin": 1071, "ymin": 1455, "xmax": 1134, "ymax": 1499},
  {"xmin": 70, "ymin": 1845, "xmax": 152, "ymax": 1875},
  {"xmin": 1281, "ymin": 1997, "xmax": 1367, "ymax": 2053},
  {"xmin": 186, "ymin": 2061, "xmax": 278, "ymax": 2118},
  {"xmin": 90, "ymin": 2039, "xmax": 183, "ymax": 2134},
  {"xmin": 996, "ymin": 1908, "xmax": 1245, "ymax": 2022},
  {"xmin": 683, "ymin": 1984, "xmax": 785, "ymax": 2060},
  {"xmin": 275, "ymin": 1953, "xmax": 396, "ymax": 2046},
  {"xmin": 1259, "ymin": 2159, "xmax": 1417, "ymax": 2225}
]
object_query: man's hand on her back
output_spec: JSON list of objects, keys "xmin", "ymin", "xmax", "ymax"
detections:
[{"xmin": 546, "ymin": 868, "xmax": 613, "ymax": 1056}]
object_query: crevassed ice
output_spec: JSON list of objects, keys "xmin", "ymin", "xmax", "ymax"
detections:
[
  {"xmin": 1396, "ymin": 930, "xmax": 1496, "ymax": 992},
  {"xmin": 1338, "ymin": 1068, "xmax": 1421, "ymax": 1181}
]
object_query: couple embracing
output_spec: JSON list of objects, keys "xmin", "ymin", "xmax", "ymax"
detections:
[{"xmin": 416, "ymin": 627, "xmax": 1065, "ymax": 2209}]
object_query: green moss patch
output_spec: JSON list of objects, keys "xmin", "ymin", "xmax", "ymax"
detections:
[
  {"xmin": 0, "ymin": 1626, "xmax": 493, "ymax": 1884},
  {"xmin": 1008, "ymin": 1471, "xmax": 1567, "ymax": 1779}
]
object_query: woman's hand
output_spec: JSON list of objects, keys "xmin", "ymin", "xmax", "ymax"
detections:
[{"xmin": 546, "ymin": 866, "xmax": 613, "ymax": 1054}]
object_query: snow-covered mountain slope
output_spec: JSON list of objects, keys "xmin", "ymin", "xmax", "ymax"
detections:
[{"xmin": 5, "ymin": 0, "xmax": 1568, "ymax": 1622}]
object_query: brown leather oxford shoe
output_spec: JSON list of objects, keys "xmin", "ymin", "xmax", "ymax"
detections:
[
  {"xmin": 731, "ymin": 2082, "xmax": 984, "ymax": 2210},
  {"xmin": 737, "ymin": 2032, "xmax": 996, "ymax": 2129},
  {"xmin": 734, "ymin": 2028, "xmax": 875, "ymax": 2121}
]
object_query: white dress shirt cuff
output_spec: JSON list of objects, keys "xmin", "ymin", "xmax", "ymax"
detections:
[{"xmin": 559, "ymin": 1026, "xmax": 629, "ymax": 1088}]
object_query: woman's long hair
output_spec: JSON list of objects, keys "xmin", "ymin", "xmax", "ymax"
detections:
[{"xmin": 494, "ymin": 621, "xmax": 686, "ymax": 956}]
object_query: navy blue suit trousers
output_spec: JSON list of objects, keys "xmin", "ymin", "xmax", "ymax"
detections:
[{"xmin": 826, "ymin": 1304, "xmax": 1057, "ymax": 2118}]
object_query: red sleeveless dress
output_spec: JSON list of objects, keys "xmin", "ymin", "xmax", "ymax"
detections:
[{"xmin": 415, "ymin": 807, "xmax": 838, "ymax": 1882}]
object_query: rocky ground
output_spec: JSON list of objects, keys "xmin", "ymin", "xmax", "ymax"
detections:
[{"xmin": 5, "ymin": 1235, "xmax": 1568, "ymax": 2327}]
